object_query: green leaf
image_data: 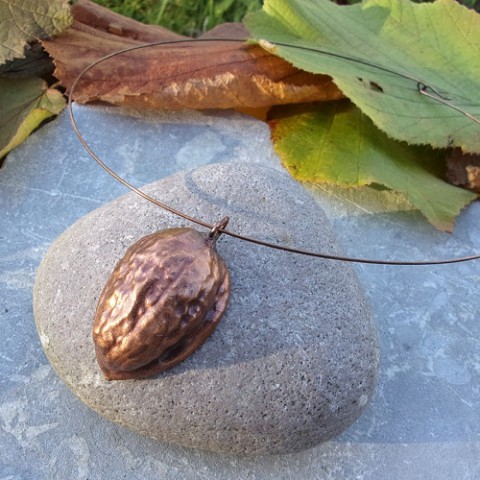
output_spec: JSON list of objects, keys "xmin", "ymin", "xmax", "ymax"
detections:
[
  {"xmin": 0, "ymin": 77, "xmax": 65, "ymax": 160},
  {"xmin": 270, "ymin": 101, "xmax": 477, "ymax": 232},
  {"xmin": 0, "ymin": 0, "xmax": 72, "ymax": 64},
  {"xmin": 246, "ymin": 0, "xmax": 480, "ymax": 153}
]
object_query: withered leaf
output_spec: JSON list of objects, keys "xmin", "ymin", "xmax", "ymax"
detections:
[
  {"xmin": 42, "ymin": 0, "xmax": 342, "ymax": 110},
  {"xmin": 446, "ymin": 149, "xmax": 480, "ymax": 194},
  {"xmin": 0, "ymin": 0, "xmax": 72, "ymax": 64}
]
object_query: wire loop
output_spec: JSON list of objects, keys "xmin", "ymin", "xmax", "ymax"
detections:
[{"xmin": 209, "ymin": 216, "xmax": 230, "ymax": 243}]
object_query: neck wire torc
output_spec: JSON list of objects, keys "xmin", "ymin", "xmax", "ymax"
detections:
[{"xmin": 68, "ymin": 37, "xmax": 480, "ymax": 266}]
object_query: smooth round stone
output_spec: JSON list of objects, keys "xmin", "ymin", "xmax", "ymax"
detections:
[{"xmin": 34, "ymin": 163, "xmax": 378, "ymax": 455}]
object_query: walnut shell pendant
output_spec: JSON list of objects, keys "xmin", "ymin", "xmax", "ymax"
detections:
[{"xmin": 93, "ymin": 219, "xmax": 230, "ymax": 380}]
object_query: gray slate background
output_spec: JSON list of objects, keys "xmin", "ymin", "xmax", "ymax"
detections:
[{"xmin": 1, "ymin": 105, "xmax": 480, "ymax": 479}]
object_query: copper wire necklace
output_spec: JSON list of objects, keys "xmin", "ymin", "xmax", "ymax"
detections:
[
  {"xmin": 67, "ymin": 39, "xmax": 480, "ymax": 380},
  {"xmin": 68, "ymin": 37, "xmax": 480, "ymax": 266}
]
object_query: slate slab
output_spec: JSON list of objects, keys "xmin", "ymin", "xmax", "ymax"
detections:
[
  {"xmin": 33, "ymin": 162, "xmax": 378, "ymax": 455},
  {"xmin": 3, "ymin": 105, "xmax": 480, "ymax": 478}
]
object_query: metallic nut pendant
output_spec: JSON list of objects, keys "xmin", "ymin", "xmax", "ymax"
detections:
[{"xmin": 93, "ymin": 225, "xmax": 230, "ymax": 380}]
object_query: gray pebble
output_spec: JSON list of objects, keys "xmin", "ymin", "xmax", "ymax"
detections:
[{"xmin": 34, "ymin": 162, "xmax": 378, "ymax": 455}]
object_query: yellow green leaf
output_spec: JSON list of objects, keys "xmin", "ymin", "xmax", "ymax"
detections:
[
  {"xmin": 270, "ymin": 102, "xmax": 477, "ymax": 232},
  {"xmin": 0, "ymin": 77, "xmax": 66, "ymax": 160}
]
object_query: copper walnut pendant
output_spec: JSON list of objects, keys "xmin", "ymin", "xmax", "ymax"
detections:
[{"xmin": 93, "ymin": 227, "xmax": 230, "ymax": 380}]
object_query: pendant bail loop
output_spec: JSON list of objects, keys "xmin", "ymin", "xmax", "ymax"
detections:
[{"xmin": 208, "ymin": 216, "xmax": 230, "ymax": 243}]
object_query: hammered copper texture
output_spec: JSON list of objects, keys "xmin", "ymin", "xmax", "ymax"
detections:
[{"xmin": 93, "ymin": 227, "xmax": 230, "ymax": 380}]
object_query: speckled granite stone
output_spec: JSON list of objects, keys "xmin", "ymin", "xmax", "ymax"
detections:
[{"xmin": 33, "ymin": 162, "xmax": 378, "ymax": 455}]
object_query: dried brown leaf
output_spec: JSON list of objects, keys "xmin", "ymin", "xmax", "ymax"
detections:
[
  {"xmin": 42, "ymin": 0, "xmax": 342, "ymax": 110},
  {"xmin": 446, "ymin": 149, "xmax": 480, "ymax": 194}
]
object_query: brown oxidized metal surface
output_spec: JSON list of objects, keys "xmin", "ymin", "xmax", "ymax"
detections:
[{"xmin": 93, "ymin": 227, "xmax": 230, "ymax": 380}]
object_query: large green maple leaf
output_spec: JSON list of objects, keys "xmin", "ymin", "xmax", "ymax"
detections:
[
  {"xmin": 246, "ymin": 0, "xmax": 480, "ymax": 153},
  {"xmin": 270, "ymin": 101, "xmax": 477, "ymax": 232}
]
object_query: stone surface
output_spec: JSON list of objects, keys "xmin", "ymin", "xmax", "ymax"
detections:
[
  {"xmin": 2, "ymin": 105, "xmax": 480, "ymax": 478},
  {"xmin": 33, "ymin": 162, "xmax": 378, "ymax": 455}
]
